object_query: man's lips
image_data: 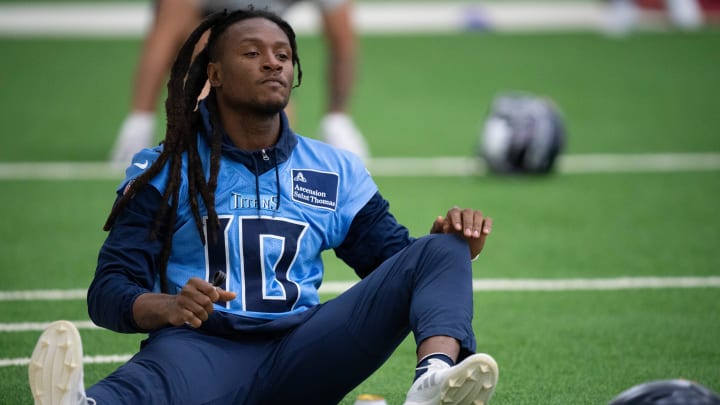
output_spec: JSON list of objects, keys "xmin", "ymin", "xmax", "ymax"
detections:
[{"xmin": 259, "ymin": 78, "xmax": 287, "ymax": 87}]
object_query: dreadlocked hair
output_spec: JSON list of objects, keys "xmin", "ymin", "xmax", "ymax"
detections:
[{"xmin": 103, "ymin": 9, "xmax": 303, "ymax": 293}]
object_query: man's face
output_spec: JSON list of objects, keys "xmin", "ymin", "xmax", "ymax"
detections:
[{"xmin": 208, "ymin": 18, "xmax": 295, "ymax": 115}]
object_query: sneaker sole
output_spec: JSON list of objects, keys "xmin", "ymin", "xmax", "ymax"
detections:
[
  {"xmin": 439, "ymin": 353, "xmax": 499, "ymax": 405},
  {"xmin": 28, "ymin": 321, "xmax": 84, "ymax": 405}
]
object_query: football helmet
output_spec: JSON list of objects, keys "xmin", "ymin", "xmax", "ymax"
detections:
[
  {"xmin": 610, "ymin": 379, "xmax": 720, "ymax": 405},
  {"xmin": 478, "ymin": 92, "xmax": 566, "ymax": 174}
]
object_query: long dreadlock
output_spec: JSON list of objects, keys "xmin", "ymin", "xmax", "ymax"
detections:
[{"xmin": 103, "ymin": 9, "xmax": 303, "ymax": 293}]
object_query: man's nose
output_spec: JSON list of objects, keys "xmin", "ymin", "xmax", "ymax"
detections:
[{"xmin": 263, "ymin": 57, "xmax": 282, "ymax": 71}]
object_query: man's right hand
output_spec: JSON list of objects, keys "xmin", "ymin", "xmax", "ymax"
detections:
[{"xmin": 132, "ymin": 278, "xmax": 236, "ymax": 331}]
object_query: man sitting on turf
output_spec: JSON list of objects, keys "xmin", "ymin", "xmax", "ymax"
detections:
[{"xmin": 28, "ymin": 8, "xmax": 498, "ymax": 405}]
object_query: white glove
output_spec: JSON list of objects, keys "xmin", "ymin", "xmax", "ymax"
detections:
[{"xmin": 318, "ymin": 113, "xmax": 370, "ymax": 163}]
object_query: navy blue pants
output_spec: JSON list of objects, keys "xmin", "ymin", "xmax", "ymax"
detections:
[{"xmin": 87, "ymin": 234, "xmax": 476, "ymax": 404}]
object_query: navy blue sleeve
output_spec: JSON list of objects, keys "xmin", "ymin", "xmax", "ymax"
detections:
[
  {"xmin": 334, "ymin": 191, "xmax": 415, "ymax": 278},
  {"xmin": 87, "ymin": 186, "xmax": 165, "ymax": 333}
]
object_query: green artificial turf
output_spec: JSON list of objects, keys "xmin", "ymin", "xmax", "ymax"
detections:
[
  {"xmin": 1, "ymin": 31, "xmax": 719, "ymax": 161},
  {"xmin": 1, "ymin": 23, "xmax": 718, "ymax": 405}
]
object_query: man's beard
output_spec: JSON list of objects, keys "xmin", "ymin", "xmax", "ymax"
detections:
[
  {"xmin": 224, "ymin": 92, "xmax": 290, "ymax": 118},
  {"xmin": 250, "ymin": 97, "xmax": 289, "ymax": 117}
]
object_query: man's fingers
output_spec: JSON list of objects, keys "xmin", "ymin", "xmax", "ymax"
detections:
[
  {"xmin": 217, "ymin": 289, "xmax": 237, "ymax": 302},
  {"xmin": 205, "ymin": 286, "xmax": 237, "ymax": 303},
  {"xmin": 445, "ymin": 207, "xmax": 488, "ymax": 238},
  {"xmin": 472, "ymin": 217, "xmax": 493, "ymax": 258},
  {"xmin": 177, "ymin": 277, "xmax": 238, "ymax": 328},
  {"xmin": 437, "ymin": 207, "xmax": 492, "ymax": 259},
  {"xmin": 482, "ymin": 217, "xmax": 493, "ymax": 235},
  {"xmin": 177, "ymin": 295, "xmax": 210, "ymax": 319},
  {"xmin": 447, "ymin": 207, "xmax": 462, "ymax": 232},
  {"xmin": 192, "ymin": 305, "xmax": 210, "ymax": 322},
  {"xmin": 191, "ymin": 278, "xmax": 218, "ymax": 296},
  {"xmin": 461, "ymin": 208, "xmax": 478, "ymax": 237},
  {"xmin": 429, "ymin": 215, "xmax": 444, "ymax": 234},
  {"xmin": 182, "ymin": 283, "xmax": 215, "ymax": 308},
  {"xmin": 471, "ymin": 210, "xmax": 483, "ymax": 238},
  {"xmin": 471, "ymin": 211, "xmax": 492, "ymax": 238},
  {"xmin": 177, "ymin": 289, "xmax": 236, "ymax": 328},
  {"xmin": 180, "ymin": 308, "xmax": 203, "ymax": 328}
]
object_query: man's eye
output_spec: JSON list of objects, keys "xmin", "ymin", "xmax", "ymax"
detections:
[
  {"xmin": 244, "ymin": 51, "xmax": 259, "ymax": 57},
  {"xmin": 277, "ymin": 53, "xmax": 289, "ymax": 61}
]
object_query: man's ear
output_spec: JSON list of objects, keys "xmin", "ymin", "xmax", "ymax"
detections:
[{"xmin": 207, "ymin": 62, "xmax": 222, "ymax": 88}]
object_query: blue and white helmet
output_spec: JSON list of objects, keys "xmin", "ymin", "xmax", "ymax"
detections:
[
  {"xmin": 478, "ymin": 92, "xmax": 566, "ymax": 174},
  {"xmin": 609, "ymin": 379, "xmax": 720, "ymax": 405}
]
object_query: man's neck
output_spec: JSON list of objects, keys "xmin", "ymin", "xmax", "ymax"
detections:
[{"xmin": 217, "ymin": 104, "xmax": 281, "ymax": 151}]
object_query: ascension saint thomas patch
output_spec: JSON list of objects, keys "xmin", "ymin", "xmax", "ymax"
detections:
[{"xmin": 291, "ymin": 169, "xmax": 339, "ymax": 211}]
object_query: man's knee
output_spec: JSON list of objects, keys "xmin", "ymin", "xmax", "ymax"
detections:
[
  {"xmin": 415, "ymin": 233, "xmax": 470, "ymax": 260},
  {"xmin": 406, "ymin": 234, "xmax": 472, "ymax": 276}
]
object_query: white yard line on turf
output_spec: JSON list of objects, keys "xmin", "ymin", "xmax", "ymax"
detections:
[
  {"xmin": 0, "ymin": 320, "xmax": 99, "ymax": 332},
  {"xmin": 2, "ymin": 276, "xmax": 718, "ymax": 367},
  {"xmin": 0, "ymin": 2, "xmax": 610, "ymax": 37},
  {"xmin": 1, "ymin": 354, "xmax": 132, "ymax": 368},
  {"xmin": 2, "ymin": 277, "xmax": 719, "ymax": 303},
  {"xmin": 322, "ymin": 277, "xmax": 720, "ymax": 294},
  {"xmin": 0, "ymin": 289, "xmax": 87, "ymax": 301},
  {"xmin": 1, "ymin": 153, "xmax": 719, "ymax": 180},
  {"xmin": 371, "ymin": 153, "xmax": 720, "ymax": 176}
]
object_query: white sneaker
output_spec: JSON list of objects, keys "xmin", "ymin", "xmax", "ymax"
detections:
[
  {"xmin": 665, "ymin": 0, "xmax": 703, "ymax": 30},
  {"xmin": 110, "ymin": 112, "xmax": 155, "ymax": 169},
  {"xmin": 404, "ymin": 353, "xmax": 499, "ymax": 405},
  {"xmin": 318, "ymin": 113, "xmax": 370, "ymax": 163},
  {"xmin": 603, "ymin": 0, "xmax": 639, "ymax": 37},
  {"xmin": 28, "ymin": 321, "xmax": 92, "ymax": 405}
]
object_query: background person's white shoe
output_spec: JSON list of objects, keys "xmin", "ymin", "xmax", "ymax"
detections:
[
  {"xmin": 318, "ymin": 112, "xmax": 370, "ymax": 164},
  {"xmin": 404, "ymin": 353, "xmax": 499, "ymax": 405},
  {"xmin": 665, "ymin": 0, "xmax": 703, "ymax": 30},
  {"xmin": 28, "ymin": 321, "xmax": 92, "ymax": 405},
  {"xmin": 110, "ymin": 112, "xmax": 155, "ymax": 169},
  {"xmin": 604, "ymin": 0, "xmax": 639, "ymax": 37}
]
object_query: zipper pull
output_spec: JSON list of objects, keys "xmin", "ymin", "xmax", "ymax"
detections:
[{"xmin": 261, "ymin": 149, "xmax": 270, "ymax": 161}]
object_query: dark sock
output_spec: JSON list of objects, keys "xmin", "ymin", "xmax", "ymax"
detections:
[{"xmin": 414, "ymin": 353, "xmax": 455, "ymax": 381}]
